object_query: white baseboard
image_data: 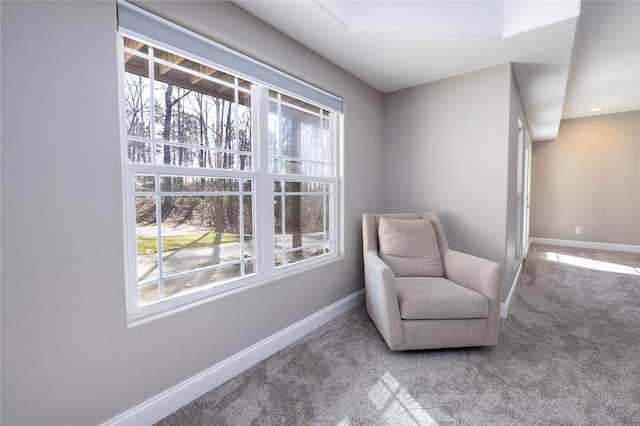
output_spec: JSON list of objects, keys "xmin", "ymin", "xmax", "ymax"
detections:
[
  {"xmin": 500, "ymin": 261, "xmax": 522, "ymax": 318},
  {"xmin": 530, "ymin": 237, "xmax": 640, "ymax": 253},
  {"xmin": 102, "ymin": 289, "xmax": 365, "ymax": 426}
]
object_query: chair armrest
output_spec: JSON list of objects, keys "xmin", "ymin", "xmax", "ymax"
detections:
[
  {"xmin": 363, "ymin": 251, "xmax": 403, "ymax": 350},
  {"xmin": 442, "ymin": 249, "xmax": 503, "ymax": 345},
  {"xmin": 441, "ymin": 250, "xmax": 502, "ymax": 304},
  {"xmin": 441, "ymin": 249, "xmax": 502, "ymax": 345}
]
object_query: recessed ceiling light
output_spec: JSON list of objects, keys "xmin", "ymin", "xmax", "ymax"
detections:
[{"xmin": 589, "ymin": 107, "xmax": 602, "ymax": 112}]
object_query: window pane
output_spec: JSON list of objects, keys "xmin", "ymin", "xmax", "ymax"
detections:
[
  {"xmin": 153, "ymin": 79, "xmax": 212, "ymax": 146},
  {"xmin": 243, "ymin": 194, "xmax": 254, "ymax": 258},
  {"xmin": 324, "ymin": 193, "xmax": 332, "ymax": 236},
  {"xmin": 131, "ymin": 170, "xmax": 255, "ymax": 307},
  {"xmin": 285, "ymin": 243, "xmax": 330, "ymax": 266},
  {"xmin": 283, "ymin": 194, "xmax": 328, "ymax": 249},
  {"xmin": 269, "ymin": 97, "xmax": 331, "ymax": 177},
  {"xmin": 135, "ymin": 196, "xmax": 159, "ymax": 282},
  {"xmin": 159, "ymin": 194, "xmax": 244, "ymax": 273},
  {"xmin": 153, "ymin": 75, "xmax": 252, "ymax": 170},
  {"xmin": 134, "ymin": 174, "xmax": 155, "ymax": 192},
  {"xmin": 159, "ymin": 176, "xmax": 239, "ymax": 193},
  {"xmin": 238, "ymin": 78, "xmax": 251, "ymax": 91},
  {"xmin": 239, "ymin": 154, "xmax": 253, "ymax": 171},
  {"xmin": 279, "ymin": 93, "xmax": 322, "ymax": 115},
  {"xmin": 124, "ymin": 37, "xmax": 149, "ymax": 55},
  {"xmin": 154, "ymin": 47, "xmax": 237, "ymax": 86},
  {"xmin": 127, "ymin": 140, "xmax": 153, "ymax": 164},
  {"xmin": 283, "ymin": 181, "xmax": 328, "ymax": 193},
  {"xmin": 244, "ymin": 260, "xmax": 255, "ymax": 275},
  {"xmin": 268, "ymin": 100, "xmax": 280, "ymax": 158},
  {"xmin": 138, "ymin": 282, "xmax": 159, "ymax": 307},
  {"xmin": 162, "ymin": 265, "xmax": 246, "ymax": 301},
  {"xmin": 123, "ymin": 67, "xmax": 151, "ymax": 138},
  {"xmin": 122, "ymin": 39, "xmax": 151, "ymax": 140},
  {"xmin": 237, "ymin": 100, "xmax": 252, "ymax": 151},
  {"xmin": 155, "ymin": 144, "xmax": 247, "ymax": 170},
  {"xmin": 273, "ymin": 178, "xmax": 332, "ymax": 267},
  {"xmin": 269, "ymin": 158, "xmax": 280, "ymax": 174}
]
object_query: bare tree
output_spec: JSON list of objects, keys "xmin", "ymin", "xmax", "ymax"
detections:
[{"xmin": 124, "ymin": 74, "xmax": 150, "ymax": 162}]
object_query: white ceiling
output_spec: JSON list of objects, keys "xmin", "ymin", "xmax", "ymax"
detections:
[
  {"xmin": 562, "ymin": 1, "xmax": 640, "ymax": 120},
  {"xmin": 232, "ymin": 0, "xmax": 640, "ymax": 141}
]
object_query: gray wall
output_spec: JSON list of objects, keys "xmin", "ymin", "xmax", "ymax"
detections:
[
  {"xmin": 383, "ymin": 64, "xmax": 527, "ymax": 301},
  {"xmin": 505, "ymin": 67, "xmax": 531, "ymax": 299},
  {"xmin": 0, "ymin": 1, "xmax": 385, "ymax": 424},
  {"xmin": 531, "ymin": 111, "xmax": 640, "ymax": 245},
  {"xmin": 0, "ymin": 2, "xmax": 2, "ymax": 421}
]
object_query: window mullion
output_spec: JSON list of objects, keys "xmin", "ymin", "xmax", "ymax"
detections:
[
  {"xmin": 255, "ymin": 85, "xmax": 274, "ymax": 276},
  {"xmin": 239, "ymin": 179, "xmax": 245, "ymax": 276},
  {"xmin": 119, "ymin": 38, "xmax": 141, "ymax": 313},
  {"xmin": 124, "ymin": 166, "xmax": 141, "ymax": 312},
  {"xmin": 155, "ymin": 173, "xmax": 164, "ymax": 301},
  {"xmin": 148, "ymin": 46, "xmax": 157, "ymax": 165},
  {"xmin": 276, "ymin": 96, "xmax": 282, "ymax": 172},
  {"xmin": 281, "ymin": 185, "xmax": 287, "ymax": 267},
  {"xmin": 331, "ymin": 113, "xmax": 339, "ymax": 255}
]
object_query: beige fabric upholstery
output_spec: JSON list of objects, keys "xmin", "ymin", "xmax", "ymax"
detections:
[
  {"xmin": 396, "ymin": 277, "xmax": 489, "ymax": 320},
  {"xmin": 378, "ymin": 217, "xmax": 443, "ymax": 277},
  {"xmin": 362, "ymin": 212, "xmax": 503, "ymax": 351}
]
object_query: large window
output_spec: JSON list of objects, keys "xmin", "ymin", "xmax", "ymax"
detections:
[{"xmin": 119, "ymin": 25, "xmax": 340, "ymax": 319}]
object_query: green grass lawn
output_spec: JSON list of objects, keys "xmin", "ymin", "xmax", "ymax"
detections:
[{"xmin": 137, "ymin": 232, "xmax": 247, "ymax": 255}]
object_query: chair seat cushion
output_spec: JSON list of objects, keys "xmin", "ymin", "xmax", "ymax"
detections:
[{"xmin": 396, "ymin": 277, "xmax": 489, "ymax": 320}]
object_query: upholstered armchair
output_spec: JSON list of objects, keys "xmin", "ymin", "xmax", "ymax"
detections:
[{"xmin": 362, "ymin": 212, "xmax": 503, "ymax": 351}]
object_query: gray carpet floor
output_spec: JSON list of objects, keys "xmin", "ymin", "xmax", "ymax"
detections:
[{"xmin": 157, "ymin": 244, "xmax": 640, "ymax": 425}]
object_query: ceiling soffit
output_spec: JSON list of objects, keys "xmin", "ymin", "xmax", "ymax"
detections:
[{"xmin": 233, "ymin": 0, "xmax": 582, "ymax": 140}]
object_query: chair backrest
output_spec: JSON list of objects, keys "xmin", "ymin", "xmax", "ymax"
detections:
[{"xmin": 362, "ymin": 212, "xmax": 450, "ymax": 255}]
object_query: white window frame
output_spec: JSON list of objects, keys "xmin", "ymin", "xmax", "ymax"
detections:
[{"xmin": 117, "ymin": 21, "xmax": 341, "ymax": 322}]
